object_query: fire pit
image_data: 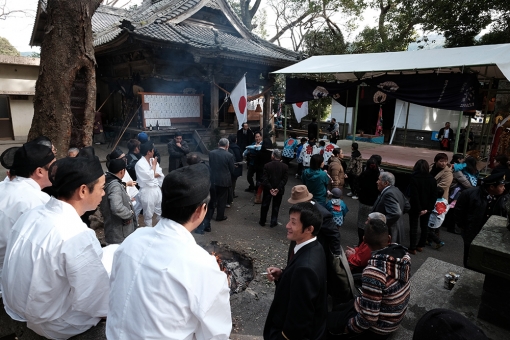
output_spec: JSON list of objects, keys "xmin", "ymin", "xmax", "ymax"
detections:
[{"xmin": 201, "ymin": 241, "xmax": 254, "ymax": 295}]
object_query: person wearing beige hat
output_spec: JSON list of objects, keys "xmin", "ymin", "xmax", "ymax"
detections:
[{"xmin": 287, "ymin": 185, "xmax": 351, "ymax": 302}]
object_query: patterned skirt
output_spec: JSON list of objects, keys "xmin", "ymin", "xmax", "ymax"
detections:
[{"xmin": 357, "ymin": 202, "xmax": 373, "ymax": 230}]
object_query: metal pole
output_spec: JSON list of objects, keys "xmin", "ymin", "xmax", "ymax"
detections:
[
  {"xmin": 453, "ymin": 111, "xmax": 463, "ymax": 154},
  {"xmin": 389, "ymin": 101, "xmax": 405, "ymax": 145},
  {"xmin": 462, "ymin": 116, "xmax": 472, "ymax": 156},
  {"xmin": 483, "ymin": 110, "xmax": 495, "ymax": 159},
  {"xmin": 284, "ymin": 106, "xmax": 288, "ymax": 142},
  {"xmin": 403, "ymin": 102, "xmax": 410, "ymax": 147},
  {"xmin": 352, "ymin": 85, "xmax": 361, "ymax": 143},
  {"xmin": 478, "ymin": 81, "xmax": 492, "ymax": 152},
  {"xmin": 343, "ymin": 90, "xmax": 349, "ymax": 139}
]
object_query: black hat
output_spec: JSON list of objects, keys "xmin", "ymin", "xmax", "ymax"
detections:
[
  {"xmin": 161, "ymin": 163, "xmax": 210, "ymax": 208},
  {"xmin": 49, "ymin": 156, "xmax": 104, "ymax": 195},
  {"xmin": 106, "ymin": 149, "xmax": 126, "ymax": 174},
  {"xmin": 140, "ymin": 142, "xmax": 154, "ymax": 156},
  {"xmin": 0, "ymin": 147, "xmax": 20, "ymax": 169},
  {"xmin": 77, "ymin": 146, "xmax": 96, "ymax": 158},
  {"xmin": 11, "ymin": 141, "xmax": 55, "ymax": 177},
  {"xmin": 413, "ymin": 308, "xmax": 488, "ymax": 340},
  {"xmin": 482, "ymin": 172, "xmax": 507, "ymax": 186}
]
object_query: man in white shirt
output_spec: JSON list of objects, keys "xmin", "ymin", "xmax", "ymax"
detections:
[
  {"xmin": 2, "ymin": 155, "xmax": 110, "ymax": 339},
  {"xmin": 135, "ymin": 141, "xmax": 162, "ymax": 226},
  {"xmin": 0, "ymin": 141, "xmax": 55, "ymax": 297},
  {"xmin": 107, "ymin": 163, "xmax": 232, "ymax": 340}
]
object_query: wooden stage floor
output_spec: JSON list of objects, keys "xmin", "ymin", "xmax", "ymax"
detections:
[{"xmin": 335, "ymin": 140, "xmax": 487, "ymax": 173}]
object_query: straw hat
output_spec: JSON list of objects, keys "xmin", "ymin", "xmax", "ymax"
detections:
[{"xmin": 288, "ymin": 185, "xmax": 313, "ymax": 204}]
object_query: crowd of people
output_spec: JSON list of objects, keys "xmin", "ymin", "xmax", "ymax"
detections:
[{"xmin": 0, "ymin": 123, "xmax": 502, "ymax": 339}]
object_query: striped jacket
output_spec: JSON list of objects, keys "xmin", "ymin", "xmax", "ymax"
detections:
[{"xmin": 348, "ymin": 244, "xmax": 411, "ymax": 335}]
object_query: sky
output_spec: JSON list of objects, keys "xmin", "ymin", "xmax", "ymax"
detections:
[{"xmin": 0, "ymin": 0, "xmax": 379, "ymax": 53}]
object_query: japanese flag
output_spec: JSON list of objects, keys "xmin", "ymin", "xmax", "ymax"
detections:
[
  {"xmin": 230, "ymin": 76, "xmax": 247, "ymax": 129},
  {"xmin": 292, "ymin": 102, "xmax": 308, "ymax": 123}
]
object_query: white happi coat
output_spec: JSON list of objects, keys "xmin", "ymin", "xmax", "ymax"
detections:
[
  {"xmin": 0, "ymin": 177, "xmax": 49, "ymax": 297},
  {"xmin": 106, "ymin": 218, "xmax": 232, "ymax": 340},
  {"xmin": 2, "ymin": 197, "xmax": 110, "ymax": 339},
  {"xmin": 135, "ymin": 157, "xmax": 162, "ymax": 226}
]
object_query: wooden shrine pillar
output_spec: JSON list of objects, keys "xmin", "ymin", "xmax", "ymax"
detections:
[{"xmin": 210, "ymin": 82, "xmax": 219, "ymax": 129}]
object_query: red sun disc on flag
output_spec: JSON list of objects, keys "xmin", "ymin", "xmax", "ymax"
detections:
[
  {"xmin": 296, "ymin": 102, "xmax": 303, "ymax": 108},
  {"xmin": 238, "ymin": 96, "xmax": 247, "ymax": 114}
]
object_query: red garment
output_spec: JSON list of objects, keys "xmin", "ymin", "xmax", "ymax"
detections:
[{"xmin": 347, "ymin": 242, "xmax": 372, "ymax": 269}]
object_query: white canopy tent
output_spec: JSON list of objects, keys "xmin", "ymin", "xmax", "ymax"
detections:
[
  {"xmin": 273, "ymin": 43, "xmax": 510, "ymax": 81},
  {"xmin": 273, "ymin": 43, "xmax": 510, "ymax": 155}
]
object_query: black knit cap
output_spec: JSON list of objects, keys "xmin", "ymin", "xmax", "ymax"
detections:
[
  {"xmin": 162, "ymin": 163, "xmax": 210, "ymax": 208},
  {"xmin": 11, "ymin": 140, "xmax": 55, "ymax": 176},
  {"xmin": 49, "ymin": 155, "xmax": 104, "ymax": 195},
  {"xmin": 0, "ymin": 147, "xmax": 20, "ymax": 169},
  {"xmin": 413, "ymin": 308, "xmax": 488, "ymax": 340}
]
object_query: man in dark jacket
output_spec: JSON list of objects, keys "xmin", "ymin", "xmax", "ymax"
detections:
[
  {"xmin": 100, "ymin": 153, "xmax": 137, "ymax": 244},
  {"xmin": 259, "ymin": 150, "xmax": 288, "ymax": 228},
  {"xmin": 207, "ymin": 138, "xmax": 235, "ymax": 222},
  {"xmin": 167, "ymin": 131, "xmax": 190, "ymax": 172},
  {"xmin": 287, "ymin": 185, "xmax": 350, "ymax": 302},
  {"xmin": 438, "ymin": 122, "xmax": 455, "ymax": 151},
  {"xmin": 455, "ymin": 172, "xmax": 508, "ymax": 268},
  {"xmin": 228, "ymin": 134, "xmax": 243, "ymax": 205},
  {"xmin": 264, "ymin": 201, "xmax": 327, "ymax": 340},
  {"xmin": 237, "ymin": 122, "xmax": 254, "ymax": 153},
  {"xmin": 126, "ymin": 139, "xmax": 141, "ymax": 181},
  {"xmin": 372, "ymin": 172, "xmax": 411, "ymax": 245},
  {"xmin": 308, "ymin": 117, "xmax": 318, "ymax": 140}
]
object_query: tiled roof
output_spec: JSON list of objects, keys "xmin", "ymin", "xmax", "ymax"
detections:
[
  {"xmin": 31, "ymin": 0, "xmax": 299, "ymax": 63},
  {"xmin": 134, "ymin": 23, "xmax": 297, "ymax": 62}
]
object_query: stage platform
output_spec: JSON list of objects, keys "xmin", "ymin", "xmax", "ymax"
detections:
[{"xmin": 335, "ymin": 140, "xmax": 487, "ymax": 173}]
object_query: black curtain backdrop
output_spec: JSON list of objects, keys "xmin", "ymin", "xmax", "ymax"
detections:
[{"xmin": 285, "ymin": 73, "xmax": 481, "ymax": 111}]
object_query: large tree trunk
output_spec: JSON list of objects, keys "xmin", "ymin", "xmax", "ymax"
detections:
[{"xmin": 29, "ymin": 0, "xmax": 102, "ymax": 158}]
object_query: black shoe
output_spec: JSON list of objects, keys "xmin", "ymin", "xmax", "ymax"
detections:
[
  {"xmin": 258, "ymin": 221, "xmax": 265, "ymax": 226},
  {"xmin": 216, "ymin": 216, "xmax": 228, "ymax": 222},
  {"xmin": 233, "ymin": 195, "xmax": 239, "ymax": 198},
  {"xmin": 245, "ymin": 187, "xmax": 255, "ymax": 192},
  {"xmin": 204, "ymin": 227, "xmax": 211, "ymax": 232},
  {"xmin": 270, "ymin": 223, "xmax": 278, "ymax": 228}
]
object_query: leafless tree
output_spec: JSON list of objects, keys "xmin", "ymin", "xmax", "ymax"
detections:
[{"xmin": 0, "ymin": 0, "xmax": 32, "ymax": 20}]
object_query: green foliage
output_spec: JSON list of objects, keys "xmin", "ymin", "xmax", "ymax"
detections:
[
  {"xmin": 252, "ymin": 8, "xmax": 268, "ymax": 39},
  {"xmin": 29, "ymin": 52, "xmax": 40, "ymax": 58},
  {"xmin": 0, "ymin": 36, "xmax": 20, "ymax": 56},
  {"xmin": 302, "ymin": 28, "xmax": 348, "ymax": 57}
]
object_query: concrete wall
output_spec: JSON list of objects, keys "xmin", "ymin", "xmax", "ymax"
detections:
[
  {"xmin": 10, "ymin": 97, "xmax": 35, "ymax": 139},
  {"xmin": 0, "ymin": 57, "xmax": 39, "ymax": 140}
]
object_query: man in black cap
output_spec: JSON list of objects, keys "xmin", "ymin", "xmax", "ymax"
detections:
[
  {"xmin": 2, "ymin": 155, "xmax": 110, "ymax": 339},
  {"xmin": 99, "ymin": 150, "xmax": 137, "ymax": 244},
  {"xmin": 107, "ymin": 163, "xmax": 232, "ymax": 339},
  {"xmin": 0, "ymin": 140, "xmax": 55, "ymax": 298},
  {"xmin": 455, "ymin": 172, "xmax": 509, "ymax": 267}
]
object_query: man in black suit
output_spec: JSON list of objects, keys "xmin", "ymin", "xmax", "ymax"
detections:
[
  {"xmin": 372, "ymin": 172, "xmax": 410, "ymax": 245},
  {"xmin": 237, "ymin": 122, "xmax": 254, "ymax": 153},
  {"xmin": 308, "ymin": 117, "xmax": 318, "ymax": 140},
  {"xmin": 259, "ymin": 150, "xmax": 288, "ymax": 228},
  {"xmin": 207, "ymin": 138, "xmax": 235, "ymax": 223},
  {"xmin": 264, "ymin": 202, "xmax": 328, "ymax": 340},
  {"xmin": 438, "ymin": 122, "xmax": 455, "ymax": 151},
  {"xmin": 287, "ymin": 185, "xmax": 351, "ymax": 303}
]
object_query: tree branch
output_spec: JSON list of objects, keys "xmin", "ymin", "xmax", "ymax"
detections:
[
  {"xmin": 248, "ymin": 0, "xmax": 263, "ymax": 19},
  {"xmin": 268, "ymin": 10, "xmax": 313, "ymax": 43}
]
